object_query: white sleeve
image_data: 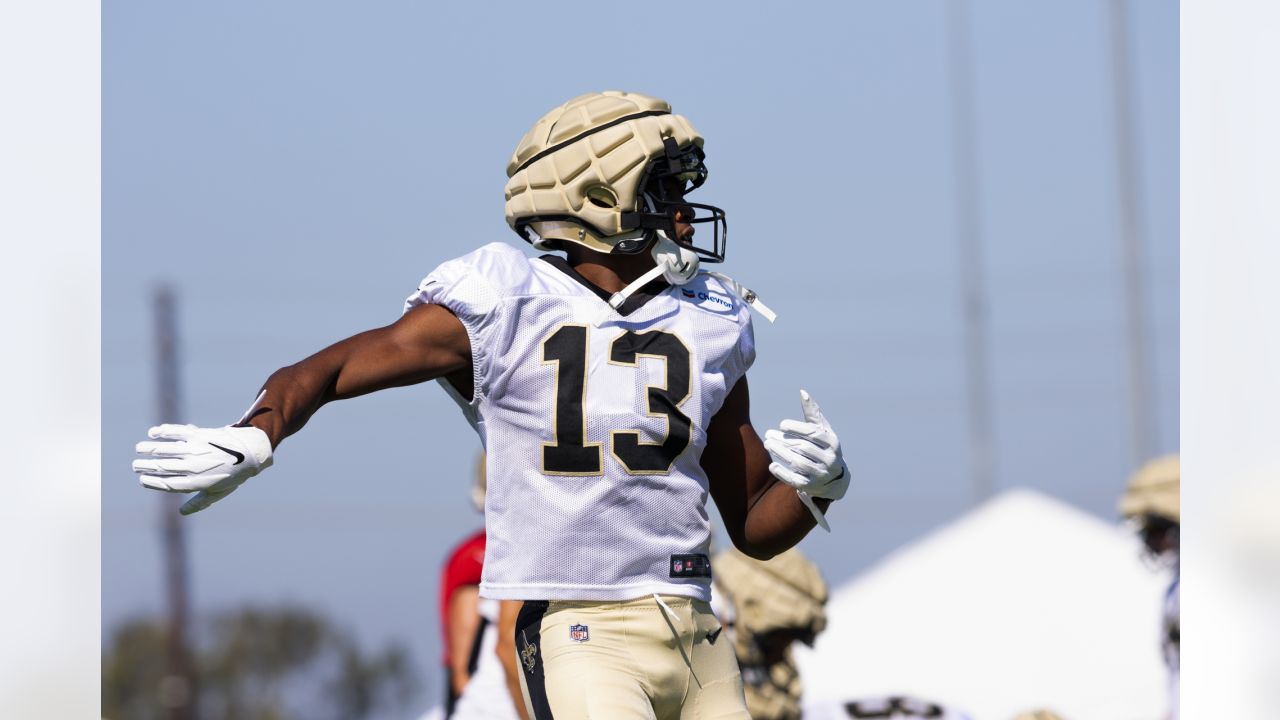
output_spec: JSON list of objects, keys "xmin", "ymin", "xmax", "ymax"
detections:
[
  {"xmin": 723, "ymin": 304, "xmax": 757, "ymax": 391},
  {"xmin": 738, "ymin": 313, "xmax": 757, "ymax": 377},
  {"xmin": 699, "ymin": 274, "xmax": 757, "ymax": 390},
  {"xmin": 401, "ymin": 243, "xmax": 534, "ymax": 404},
  {"xmin": 403, "ymin": 253, "xmax": 503, "ymax": 402}
]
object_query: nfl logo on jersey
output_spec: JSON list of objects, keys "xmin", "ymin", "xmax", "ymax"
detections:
[
  {"xmin": 673, "ymin": 559, "xmax": 685, "ymax": 573},
  {"xmin": 569, "ymin": 624, "xmax": 590, "ymax": 643}
]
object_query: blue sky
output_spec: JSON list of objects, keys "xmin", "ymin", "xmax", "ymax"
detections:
[{"xmin": 104, "ymin": 0, "xmax": 1176, "ymax": 706}]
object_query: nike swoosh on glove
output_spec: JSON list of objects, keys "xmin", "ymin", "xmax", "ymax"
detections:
[
  {"xmin": 134, "ymin": 424, "xmax": 274, "ymax": 515},
  {"xmin": 764, "ymin": 390, "xmax": 849, "ymax": 502}
]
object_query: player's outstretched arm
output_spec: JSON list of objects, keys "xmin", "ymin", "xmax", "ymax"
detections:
[
  {"xmin": 704, "ymin": 377, "xmax": 847, "ymax": 560},
  {"xmin": 244, "ymin": 303, "xmax": 472, "ymax": 447},
  {"xmin": 133, "ymin": 303, "xmax": 471, "ymax": 514}
]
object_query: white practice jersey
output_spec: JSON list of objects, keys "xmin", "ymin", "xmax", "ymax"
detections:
[
  {"xmin": 1164, "ymin": 569, "xmax": 1179, "ymax": 720},
  {"xmin": 805, "ymin": 697, "xmax": 974, "ymax": 720},
  {"xmin": 451, "ymin": 599, "xmax": 521, "ymax": 720},
  {"xmin": 405, "ymin": 243, "xmax": 755, "ymax": 602}
]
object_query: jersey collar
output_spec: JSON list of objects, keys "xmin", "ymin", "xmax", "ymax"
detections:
[{"xmin": 536, "ymin": 254, "xmax": 671, "ymax": 318}]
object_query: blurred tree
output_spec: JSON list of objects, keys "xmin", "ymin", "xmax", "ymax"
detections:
[
  {"xmin": 102, "ymin": 605, "xmax": 420, "ymax": 720},
  {"xmin": 103, "ymin": 619, "xmax": 171, "ymax": 720}
]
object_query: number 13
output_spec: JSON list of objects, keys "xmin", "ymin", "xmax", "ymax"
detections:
[{"xmin": 541, "ymin": 325, "xmax": 692, "ymax": 476}]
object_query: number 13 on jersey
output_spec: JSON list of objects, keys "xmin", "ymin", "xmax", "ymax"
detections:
[{"xmin": 541, "ymin": 325, "xmax": 692, "ymax": 476}]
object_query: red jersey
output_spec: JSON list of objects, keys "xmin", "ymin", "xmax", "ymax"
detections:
[{"xmin": 439, "ymin": 529, "xmax": 486, "ymax": 663}]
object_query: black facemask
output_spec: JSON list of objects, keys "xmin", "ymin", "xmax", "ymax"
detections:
[{"xmin": 618, "ymin": 138, "xmax": 727, "ymax": 263}]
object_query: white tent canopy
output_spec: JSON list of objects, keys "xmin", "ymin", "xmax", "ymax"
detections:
[{"xmin": 795, "ymin": 489, "xmax": 1171, "ymax": 720}]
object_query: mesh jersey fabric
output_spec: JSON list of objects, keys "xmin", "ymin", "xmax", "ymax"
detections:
[{"xmin": 405, "ymin": 242, "xmax": 755, "ymax": 602}]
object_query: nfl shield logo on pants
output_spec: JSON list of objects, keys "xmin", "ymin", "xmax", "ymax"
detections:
[{"xmin": 569, "ymin": 624, "xmax": 590, "ymax": 643}]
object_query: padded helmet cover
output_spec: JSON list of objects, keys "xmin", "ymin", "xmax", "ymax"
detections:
[{"xmin": 504, "ymin": 91, "xmax": 705, "ymax": 253}]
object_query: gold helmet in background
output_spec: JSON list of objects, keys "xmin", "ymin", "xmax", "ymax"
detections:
[
  {"xmin": 716, "ymin": 547, "xmax": 829, "ymax": 639},
  {"xmin": 504, "ymin": 91, "xmax": 726, "ymax": 261},
  {"xmin": 714, "ymin": 547, "xmax": 828, "ymax": 720},
  {"xmin": 1119, "ymin": 453, "xmax": 1180, "ymax": 523}
]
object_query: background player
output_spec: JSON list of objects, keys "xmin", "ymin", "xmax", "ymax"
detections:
[
  {"xmin": 449, "ymin": 597, "xmax": 524, "ymax": 720},
  {"xmin": 439, "ymin": 455, "xmax": 489, "ymax": 716},
  {"xmin": 1119, "ymin": 454, "xmax": 1179, "ymax": 720},
  {"xmin": 133, "ymin": 91, "xmax": 850, "ymax": 719},
  {"xmin": 712, "ymin": 547, "xmax": 828, "ymax": 720}
]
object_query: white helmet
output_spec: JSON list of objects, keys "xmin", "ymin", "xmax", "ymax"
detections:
[{"xmin": 503, "ymin": 91, "xmax": 726, "ymax": 262}]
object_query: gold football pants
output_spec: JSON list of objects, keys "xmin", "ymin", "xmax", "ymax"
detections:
[{"xmin": 515, "ymin": 595, "xmax": 750, "ymax": 720}]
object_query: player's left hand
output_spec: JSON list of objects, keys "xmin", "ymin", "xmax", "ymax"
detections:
[{"xmin": 764, "ymin": 390, "xmax": 849, "ymax": 502}]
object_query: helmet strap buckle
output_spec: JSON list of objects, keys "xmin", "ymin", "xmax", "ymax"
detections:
[{"xmin": 663, "ymin": 137, "xmax": 683, "ymax": 174}]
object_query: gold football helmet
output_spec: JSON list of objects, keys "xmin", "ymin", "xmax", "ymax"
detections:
[{"xmin": 504, "ymin": 91, "xmax": 726, "ymax": 261}]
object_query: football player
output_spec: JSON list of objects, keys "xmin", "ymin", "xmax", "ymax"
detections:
[
  {"xmin": 450, "ymin": 596, "xmax": 524, "ymax": 720},
  {"xmin": 439, "ymin": 454, "xmax": 492, "ymax": 716},
  {"xmin": 1119, "ymin": 454, "xmax": 1179, "ymax": 720},
  {"xmin": 711, "ymin": 547, "xmax": 828, "ymax": 720},
  {"xmin": 133, "ymin": 91, "xmax": 851, "ymax": 719}
]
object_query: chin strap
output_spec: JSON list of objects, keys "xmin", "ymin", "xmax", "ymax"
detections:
[
  {"xmin": 605, "ymin": 232, "xmax": 696, "ymax": 311},
  {"xmin": 606, "ymin": 262, "xmax": 668, "ymax": 311},
  {"xmin": 594, "ymin": 233, "xmax": 776, "ymax": 325}
]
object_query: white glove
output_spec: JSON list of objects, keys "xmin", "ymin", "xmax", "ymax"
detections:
[
  {"xmin": 764, "ymin": 390, "xmax": 849, "ymax": 527},
  {"xmin": 134, "ymin": 424, "xmax": 274, "ymax": 515}
]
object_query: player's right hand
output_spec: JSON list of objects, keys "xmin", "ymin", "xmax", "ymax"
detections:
[
  {"xmin": 133, "ymin": 424, "xmax": 274, "ymax": 515},
  {"xmin": 764, "ymin": 390, "xmax": 849, "ymax": 501}
]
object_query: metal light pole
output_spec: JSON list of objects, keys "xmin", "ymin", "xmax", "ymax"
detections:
[
  {"xmin": 947, "ymin": 0, "xmax": 997, "ymax": 505},
  {"xmin": 1107, "ymin": 0, "xmax": 1158, "ymax": 466},
  {"xmin": 153, "ymin": 285, "xmax": 197, "ymax": 720}
]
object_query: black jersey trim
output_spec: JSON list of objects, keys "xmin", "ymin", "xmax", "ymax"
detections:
[
  {"xmin": 536, "ymin": 254, "xmax": 669, "ymax": 318},
  {"xmin": 464, "ymin": 615, "xmax": 490, "ymax": 677},
  {"xmin": 444, "ymin": 667, "xmax": 459, "ymax": 717},
  {"xmin": 445, "ymin": 614, "xmax": 492, "ymax": 718}
]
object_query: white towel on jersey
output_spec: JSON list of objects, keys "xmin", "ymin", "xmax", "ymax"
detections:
[
  {"xmin": 451, "ymin": 599, "xmax": 521, "ymax": 720},
  {"xmin": 805, "ymin": 696, "xmax": 974, "ymax": 720},
  {"xmin": 405, "ymin": 243, "xmax": 755, "ymax": 602}
]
